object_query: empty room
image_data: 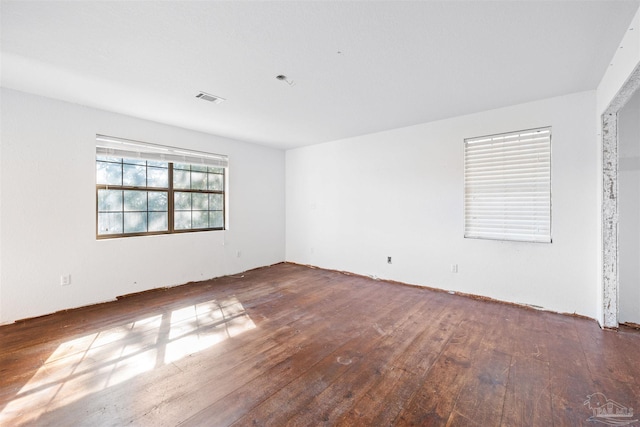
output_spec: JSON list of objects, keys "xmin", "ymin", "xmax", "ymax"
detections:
[{"xmin": 1, "ymin": 1, "xmax": 640, "ymax": 426}]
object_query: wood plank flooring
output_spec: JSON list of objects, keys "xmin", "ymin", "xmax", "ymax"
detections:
[{"xmin": 1, "ymin": 262, "xmax": 638, "ymax": 426}]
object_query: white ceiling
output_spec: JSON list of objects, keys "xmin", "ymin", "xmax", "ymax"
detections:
[{"xmin": 1, "ymin": 1, "xmax": 639, "ymax": 149}]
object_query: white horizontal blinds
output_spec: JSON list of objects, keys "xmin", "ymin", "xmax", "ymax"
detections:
[
  {"xmin": 464, "ymin": 127, "xmax": 551, "ymax": 243},
  {"xmin": 96, "ymin": 134, "xmax": 228, "ymax": 168}
]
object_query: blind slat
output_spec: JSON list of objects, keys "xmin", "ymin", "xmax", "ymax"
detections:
[
  {"xmin": 465, "ymin": 164, "xmax": 550, "ymax": 174},
  {"xmin": 465, "ymin": 151, "xmax": 550, "ymax": 164}
]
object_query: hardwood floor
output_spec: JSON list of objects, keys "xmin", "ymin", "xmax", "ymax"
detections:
[{"xmin": 1, "ymin": 263, "xmax": 638, "ymax": 426}]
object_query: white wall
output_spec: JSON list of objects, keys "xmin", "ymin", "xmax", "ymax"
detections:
[
  {"xmin": 0, "ymin": 92, "xmax": 3, "ymax": 323},
  {"xmin": 619, "ymin": 89, "xmax": 640, "ymax": 324},
  {"xmin": 0, "ymin": 88, "xmax": 286, "ymax": 324},
  {"xmin": 287, "ymin": 91, "xmax": 599, "ymax": 318},
  {"xmin": 597, "ymin": 7, "xmax": 640, "ymax": 120}
]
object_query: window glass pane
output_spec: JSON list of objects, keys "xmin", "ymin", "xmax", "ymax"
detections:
[
  {"xmin": 175, "ymin": 211, "xmax": 191, "ymax": 230},
  {"xmin": 147, "ymin": 160, "xmax": 168, "ymax": 168},
  {"xmin": 174, "ymin": 192, "xmax": 191, "ymax": 210},
  {"xmin": 191, "ymin": 172, "xmax": 207, "ymax": 190},
  {"xmin": 98, "ymin": 212, "xmax": 123, "ymax": 235},
  {"xmin": 97, "ymin": 151, "xmax": 226, "ymax": 238},
  {"xmin": 124, "ymin": 212, "xmax": 147, "ymax": 233},
  {"xmin": 209, "ymin": 194, "xmax": 223, "ymax": 210},
  {"xmin": 148, "ymin": 212, "xmax": 168, "ymax": 232},
  {"xmin": 96, "ymin": 161, "xmax": 122, "ymax": 185},
  {"xmin": 192, "ymin": 211, "xmax": 209, "ymax": 229},
  {"xmin": 148, "ymin": 191, "xmax": 168, "ymax": 211},
  {"xmin": 208, "ymin": 173, "xmax": 224, "ymax": 191},
  {"xmin": 97, "ymin": 156, "xmax": 122, "ymax": 163},
  {"xmin": 98, "ymin": 189, "xmax": 123, "ymax": 211},
  {"xmin": 123, "ymin": 164, "xmax": 146, "ymax": 187},
  {"xmin": 173, "ymin": 169, "xmax": 190, "ymax": 189},
  {"xmin": 210, "ymin": 211, "xmax": 223, "ymax": 228},
  {"xmin": 192, "ymin": 193, "xmax": 208, "ymax": 210},
  {"xmin": 147, "ymin": 167, "xmax": 168, "ymax": 188},
  {"xmin": 124, "ymin": 190, "xmax": 147, "ymax": 211}
]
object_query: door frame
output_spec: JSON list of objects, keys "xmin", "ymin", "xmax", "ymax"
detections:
[{"xmin": 602, "ymin": 63, "xmax": 640, "ymax": 328}]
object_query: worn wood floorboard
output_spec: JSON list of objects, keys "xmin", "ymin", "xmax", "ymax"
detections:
[
  {"xmin": 299, "ymin": 293, "xmax": 453, "ymax": 427},
  {"xmin": 0, "ymin": 263, "xmax": 638, "ymax": 427},
  {"xmin": 227, "ymin": 286, "xmax": 438, "ymax": 427},
  {"xmin": 445, "ymin": 304, "xmax": 511, "ymax": 426},
  {"xmin": 544, "ymin": 314, "xmax": 599, "ymax": 426},
  {"xmin": 500, "ymin": 307, "xmax": 553, "ymax": 427},
  {"xmin": 171, "ymin": 274, "xmax": 402, "ymax": 427},
  {"xmin": 333, "ymin": 296, "xmax": 460, "ymax": 426}
]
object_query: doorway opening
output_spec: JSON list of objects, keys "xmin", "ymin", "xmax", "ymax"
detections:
[{"xmin": 601, "ymin": 63, "xmax": 640, "ymax": 328}]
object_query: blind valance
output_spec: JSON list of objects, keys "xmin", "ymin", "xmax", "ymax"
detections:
[{"xmin": 96, "ymin": 134, "xmax": 228, "ymax": 168}]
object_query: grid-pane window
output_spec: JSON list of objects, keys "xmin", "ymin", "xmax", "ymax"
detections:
[
  {"xmin": 96, "ymin": 153, "xmax": 226, "ymax": 238},
  {"xmin": 464, "ymin": 127, "xmax": 551, "ymax": 243},
  {"xmin": 172, "ymin": 164, "xmax": 225, "ymax": 231},
  {"xmin": 97, "ymin": 157, "xmax": 170, "ymax": 236}
]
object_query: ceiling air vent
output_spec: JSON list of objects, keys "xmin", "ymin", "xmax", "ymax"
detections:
[{"xmin": 195, "ymin": 91, "xmax": 226, "ymax": 104}]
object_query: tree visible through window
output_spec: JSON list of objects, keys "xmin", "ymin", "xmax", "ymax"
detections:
[
  {"xmin": 173, "ymin": 163, "xmax": 225, "ymax": 231},
  {"xmin": 96, "ymin": 135, "xmax": 227, "ymax": 238}
]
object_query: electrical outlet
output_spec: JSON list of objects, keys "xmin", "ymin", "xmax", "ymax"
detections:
[
  {"xmin": 451, "ymin": 264, "xmax": 458, "ymax": 273},
  {"xmin": 387, "ymin": 256, "xmax": 392, "ymax": 264},
  {"xmin": 60, "ymin": 274, "xmax": 71, "ymax": 286}
]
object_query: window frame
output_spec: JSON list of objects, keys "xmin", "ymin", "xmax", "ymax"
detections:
[
  {"xmin": 463, "ymin": 126, "xmax": 552, "ymax": 243},
  {"xmin": 171, "ymin": 163, "xmax": 226, "ymax": 233},
  {"xmin": 96, "ymin": 136, "xmax": 227, "ymax": 239}
]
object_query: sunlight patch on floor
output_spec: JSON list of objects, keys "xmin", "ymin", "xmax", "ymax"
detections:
[
  {"xmin": 0, "ymin": 297, "xmax": 255, "ymax": 425},
  {"xmin": 165, "ymin": 297, "xmax": 256, "ymax": 363}
]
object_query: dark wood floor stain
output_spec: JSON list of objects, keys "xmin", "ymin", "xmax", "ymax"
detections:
[{"xmin": 0, "ymin": 263, "xmax": 638, "ymax": 426}]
